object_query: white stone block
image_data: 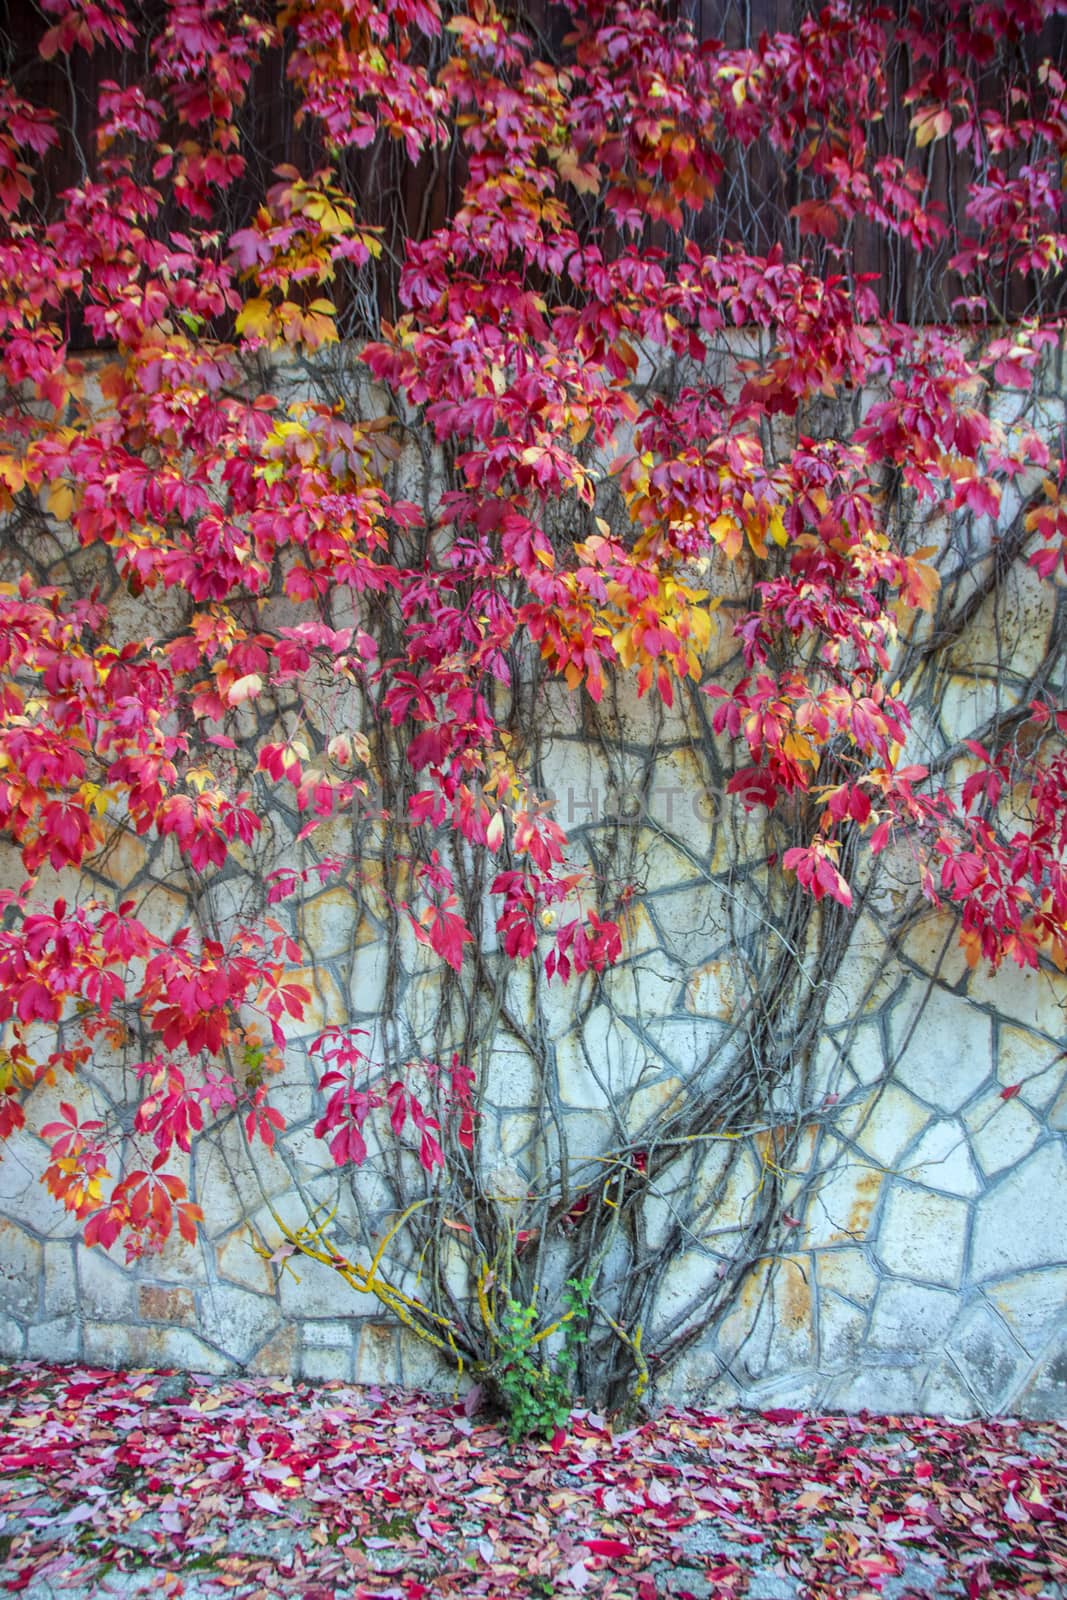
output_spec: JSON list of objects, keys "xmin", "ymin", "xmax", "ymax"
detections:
[
  {"xmin": 888, "ymin": 985, "xmax": 993, "ymax": 1111},
  {"xmin": 867, "ymin": 1280, "xmax": 958, "ymax": 1359},
  {"xmin": 658, "ymin": 1247, "xmax": 731, "ymax": 1334},
  {"xmin": 486, "ymin": 1050, "xmax": 540, "ymax": 1110},
  {"xmin": 818, "ymin": 1290, "xmax": 868, "ymax": 1368},
  {"xmin": 1016, "ymin": 1337, "xmax": 1067, "ymax": 1420},
  {"xmin": 614, "ymin": 899, "xmax": 663, "ymax": 958},
  {"xmin": 854, "ymin": 1083, "xmax": 931, "ymax": 1167},
  {"xmin": 215, "ymin": 1228, "xmax": 276, "ymax": 1296},
  {"xmin": 937, "ymin": 675, "xmax": 1006, "ymax": 747},
  {"xmin": 604, "ymin": 955, "xmax": 682, "ymax": 1018},
  {"xmin": 625, "ymin": 1074, "xmax": 684, "ymax": 1135},
  {"xmin": 0, "ymin": 1313, "xmax": 25, "ymax": 1356},
  {"xmin": 301, "ymin": 886, "xmax": 361, "ymax": 961},
  {"xmin": 967, "ymin": 958, "xmax": 1066, "ymax": 1031},
  {"xmin": 77, "ymin": 1242, "xmax": 136, "ymax": 1320},
  {"xmin": 821, "ymin": 1364, "xmax": 924, "ymax": 1415},
  {"xmin": 27, "ymin": 1315, "xmax": 79, "ymax": 1362},
  {"xmin": 268, "ymin": 1076, "xmax": 319, "ymax": 1129},
  {"xmin": 503, "ymin": 1109, "xmax": 548, "ymax": 1166},
  {"xmin": 690, "ymin": 1143, "xmax": 761, "ymax": 1233},
  {"xmin": 82, "ymin": 1321, "xmax": 234, "ymax": 1374},
  {"xmin": 899, "ymin": 1119, "xmax": 981, "ymax": 1196},
  {"xmin": 556, "ymin": 1113, "xmax": 614, "ymax": 1177},
  {"xmin": 899, "ymin": 914, "xmax": 970, "ymax": 986},
  {"xmin": 194, "ymin": 1124, "xmax": 289, "ymax": 1238},
  {"xmin": 987, "ymin": 1266, "xmax": 1067, "ymax": 1358},
  {"xmin": 198, "ymin": 1283, "xmax": 282, "ymax": 1363},
  {"xmin": 644, "ymin": 1016, "xmax": 729, "ymax": 1079},
  {"xmin": 555, "ymin": 1005, "xmax": 637, "ymax": 1107},
  {"xmin": 43, "ymin": 1242, "xmax": 78, "ymax": 1315},
  {"xmin": 1047, "ymin": 1077, "xmax": 1067, "ymax": 1131},
  {"xmin": 683, "ymin": 956, "xmax": 739, "ymax": 1020},
  {"xmin": 946, "ymin": 1301, "xmax": 1027, "ymax": 1411},
  {"xmin": 738, "ymin": 1371, "xmax": 824, "ymax": 1412},
  {"xmin": 646, "ymin": 882, "xmax": 729, "ymax": 964},
  {"xmin": 631, "ymin": 828, "xmax": 710, "ymax": 891},
  {"xmin": 276, "ymin": 1249, "xmax": 360, "ymax": 1319},
  {"xmin": 301, "ymin": 1344, "xmax": 353, "ymax": 1382},
  {"xmin": 875, "ymin": 1185, "xmax": 968, "ymax": 1288},
  {"xmin": 0, "ymin": 1221, "xmax": 41, "ymax": 1317},
  {"xmin": 970, "ymin": 1141, "xmax": 1067, "ymax": 1280},
  {"xmin": 1011, "ymin": 1044, "xmax": 1066, "ymax": 1112},
  {"xmin": 842, "ymin": 1023, "xmax": 892, "ymax": 1086},
  {"xmin": 919, "ymin": 1361, "xmax": 982, "ymax": 1420},
  {"xmin": 639, "ymin": 1189, "xmax": 673, "ymax": 1252},
  {"xmin": 536, "ymin": 736, "xmax": 615, "ymax": 825},
  {"xmin": 284, "ymin": 1121, "xmax": 343, "ymax": 1179},
  {"xmin": 964, "ymin": 1089, "xmax": 1043, "ymax": 1177},
  {"xmin": 822, "ymin": 915, "xmax": 898, "ymax": 1027},
  {"xmin": 301, "ymin": 1317, "xmax": 354, "ymax": 1348},
  {"xmin": 354, "ymin": 1320, "xmax": 399, "ymax": 1384},
  {"xmin": 397, "ymin": 1329, "xmax": 454, "ymax": 1392},
  {"xmin": 815, "ymin": 1247, "xmax": 879, "ymax": 1304},
  {"xmin": 804, "ymin": 1148, "xmax": 887, "ymax": 1249}
]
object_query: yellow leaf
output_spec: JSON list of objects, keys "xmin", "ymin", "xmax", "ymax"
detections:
[
  {"xmin": 236, "ymin": 298, "xmax": 277, "ymax": 340},
  {"xmin": 46, "ymin": 481, "xmax": 74, "ymax": 521},
  {"xmin": 691, "ymin": 609, "xmax": 713, "ymax": 651},
  {"xmin": 911, "ymin": 105, "xmax": 952, "ymax": 147},
  {"xmin": 784, "ymin": 731, "xmax": 819, "ymax": 767},
  {"xmin": 227, "ymin": 672, "xmax": 263, "ymax": 706},
  {"xmin": 557, "ymin": 151, "xmax": 601, "ymax": 196},
  {"xmin": 796, "ymin": 1488, "xmax": 831, "ymax": 1511},
  {"xmin": 747, "ymin": 524, "xmax": 769, "ymax": 560},
  {"xmin": 302, "ymin": 197, "xmax": 350, "ymax": 234},
  {"xmin": 708, "ymin": 515, "xmax": 744, "ymax": 560},
  {"xmin": 78, "ymin": 782, "xmax": 114, "ymax": 818},
  {"xmin": 0, "ymin": 456, "xmax": 25, "ymax": 494},
  {"xmin": 616, "ymin": 632, "xmax": 637, "ymax": 669}
]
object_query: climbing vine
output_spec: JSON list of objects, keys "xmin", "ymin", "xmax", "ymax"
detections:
[{"xmin": 0, "ymin": 0, "xmax": 1065, "ymax": 1419}]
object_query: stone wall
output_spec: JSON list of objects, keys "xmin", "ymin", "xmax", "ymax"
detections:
[{"xmin": 0, "ymin": 355, "xmax": 1065, "ymax": 1419}]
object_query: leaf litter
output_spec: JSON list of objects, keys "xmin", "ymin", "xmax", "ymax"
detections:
[{"xmin": 0, "ymin": 1363, "xmax": 1064, "ymax": 1599}]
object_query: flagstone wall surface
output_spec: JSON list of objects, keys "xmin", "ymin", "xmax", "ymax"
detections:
[{"xmin": 0, "ymin": 358, "xmax": 1065, "ymax": 1421}]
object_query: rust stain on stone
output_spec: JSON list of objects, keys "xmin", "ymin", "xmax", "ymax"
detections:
[
  {"xmin": 362, "ymin": 1321, "xmax": 395, "ymax": 1349},
  {"xmin": 736, "ymin": 1261, "xmax": 771, "ymax": 1315},
  {"xmin": 844, "ymin": 1167, "xmax": 884, "ymax": 1239},
  {"xmin": 684, "ymin": 958, "xmax": 736, "ymax": 1019},
  {"xmin": 779, "ymin": 1260, "xmax": 812, "ymax": 1332},
  {"xmin": 139, "ymin": 1285, "xmax": 195, "ymax": 1324},
  {"xmin": 247, "ymin": 1325, "xmax": 295, "ymax": 1376}
]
